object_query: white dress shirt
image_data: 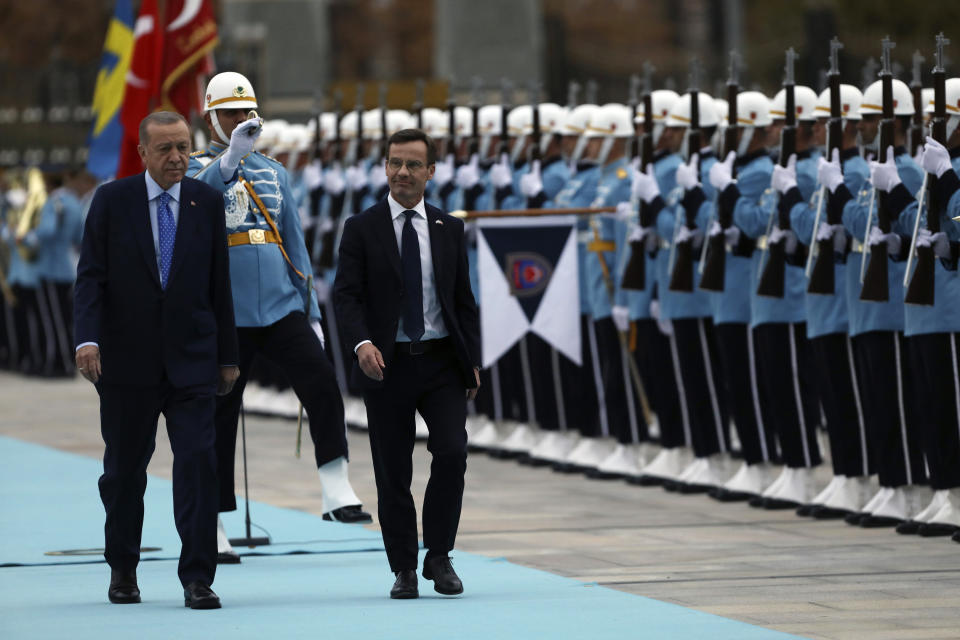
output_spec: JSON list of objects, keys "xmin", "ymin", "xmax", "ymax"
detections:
[{"xmin": 354, "ymin": 195, "xmax": 448, "ymax": 353}]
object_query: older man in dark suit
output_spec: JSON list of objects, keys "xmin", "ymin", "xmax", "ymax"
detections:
[
  {"xmin": 334, "ymin": 128, "xmax": 481, "ymax": 599},
  {"xmin": 75, "ymin": 111, "xmax": 239, "ymax": 609}
]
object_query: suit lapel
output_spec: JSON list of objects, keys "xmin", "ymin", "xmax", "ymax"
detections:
[
  {"xmin": 373, "ymin": 202, "xmax": 402, "ymax": 279},
  {"xmin": 166, "ymin": 179, "xmax": 196, "ymax": 287},
  {"xmin": 130, "ymin": 174, "xmax": 161, "ymax": 288},
  {"xmin": 427, "ymin": 207, "xmax": 444, "ymax": 285}
]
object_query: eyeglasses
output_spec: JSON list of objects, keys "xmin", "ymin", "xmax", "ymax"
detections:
[{"xmin": 387, "ymin": 158, "xmax": 428, "ymax": 171}]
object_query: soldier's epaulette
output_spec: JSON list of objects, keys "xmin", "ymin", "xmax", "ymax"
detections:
[
  {"xmin": 616, "ymin": 167, "xmax": 628, "ymax": 180},
  {"xmin": 253, "ymin": 151, "xmax": 283, "ymax": 167},
  {"xmin": 190, "ymin": 150, "xmax": 209, "ymax": 157}
]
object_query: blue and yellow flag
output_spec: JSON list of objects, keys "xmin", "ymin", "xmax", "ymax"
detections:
[{"xmin": 86, "ymin": 0, "xmax": 134, "ymax": 179}]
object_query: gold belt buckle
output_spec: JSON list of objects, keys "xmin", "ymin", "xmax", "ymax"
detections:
[{"xmin": 248, "ymin": 229, "xmax": 266, "ymax": 244}]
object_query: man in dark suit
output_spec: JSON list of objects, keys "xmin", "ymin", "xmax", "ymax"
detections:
[
  {"xmin": 74, "ymin": 111, "xmax": 239, "ymax": 609},
  {"xmin": 334, "ymin": 128, "xmax": 481, "ymax": 599}
]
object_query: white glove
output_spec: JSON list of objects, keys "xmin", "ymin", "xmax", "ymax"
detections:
[
  {"xmin": 916, "ymin": 228, "xmax": 951, "ymax": 259},
  {"xmin": 649, "ymin": 300, "xmax": 673, "ymax": 336},
  {"xmin": 323, "ymin": 165, "xmax": 346, "ymax": 196},
  {"xmin": 615, "ymin": 201, "xmax": 634, "ymax": 221},
  {"xmin": 629, "ymin": 225, "xmax": 659, "ymax": 252},
  {"xmin": 869, "ymin": 146, "xmax": 901, "ymax": 192},
  {"xmin": 489, "ymin": 153, "xmax": 513, "ymax": 189},
  {"xmin": 346, "ymin": 164, "xmax": 368, "ymax": 191},
  {"xmin": 772, "ymin": 154, "xmax": 798, "ymax": 194},
  {"xmin": 5, "ymin": 187, "xmax": 27, "ymax": 209},
  {"xmin": 611, "ymin": 305, "xmax": 630, "ymax": 332},
  {"xmin": 921, "ymin": 136, "xmax": 953, "ymax": 178},
  {"xmin": 310, "ymin": 319, "xmax": 326, "ymax": 350},
  {"xmin": 368, "ymin": 159, "xmax": 388, "ymax": 192},
  {"xmin": 675, "ymin": 153, "xmax": 700, "ymax": 190},
  {"xmin": 221, "ymin": 118, "xmax": 262, "ymax": 180},
  {"xmin": 708, "ymin": 220, "xmax": 723, "ymax": 237},
  {"xmin": 675, "ymin": 225, "xmax": 704, "ymax": 249},
  {"xmin": 817, "ymin": 148, "xmax": 844, "ymax": 193},
  {"xmin": 520, "ymin": 159, "xmax": 544, "ymax": 197},
  {"xmin": 433, "ymin": 153, "xmax": 455, "ymax": 187},
  {"xmin": 631, "ymin": 164, "xmax": 660, "ymax": 204},
  {"xmin": 456, "ymin": 154, "xmax": 481, "ymax": 190},
  {"xmin": 868, "ymin": 225, "xmax": 902, "ymax": 254},
  {"xmin": 724, "ymin": 225, "xmax": 741, "ymax": 248},
  {"xmin": 709, "ymin": 151, "xmax": 737, "ymax": 192},
  {"xmin": 768, "ymin": 226, "xmax": 798, "ymax": 255},
  {"xmin": 817, "ymin": 222, "xmax": 848, "ymax": 253},
  {"xmin": 302, "ymin": 159, "xmax": 323, "ymax": 191}
]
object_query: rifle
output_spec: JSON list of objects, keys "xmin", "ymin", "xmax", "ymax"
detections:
[
  {"xmin": 468, "ymin": 77, "xmax": 482, "ymax": 159},
  {"xmin": 807, "ymin": 37, "xmax": 845, "ymax": 295},
  {"xmin": 700, "ymin": 50, "xmax": 741, "ymax": 292},
  {"xmin": 909, "ymin": 51, "xmax": 926, "ymax": 157},
  {"xmin": 414, "ymin": 78, "xmax": 424, "ymax": 130},
  {"xmin": 622, "ymin": 64, "xmax": 654, "ymax": 291},
  {"xmin": 446, "ymin": 79, "xmax": 457, "ymax": 158},
  {"xmin": 378, "ymin": 83, "xmax": 389, "ymax": 160},
  {"xmin": 566, "ymin": 80, "xmax": 581, "ymax": 110},
  {"xmin": 860, "ymin": 36, "xmax": 897, "ymax": 302},
  {"xmin": 904, "ymin": 33, "xmax": 950, "ymax": 306},
  {"xmin": 756, "ymin": 47, "xmax": 798, "ymax": 298},
  {"xmin": 499, "ymin": 78, "xmax": 512, "ymax": 159},
  {"xmin": 530, "ymin": 80, "xmax": 542, "ymax": 166},
  {"xmin": 315, "ymin": 90, "xmax": 344, "ymax": 270},
  {"xmin": 668, "ymin": 58, "xmax": 703, "ymax": 292}
]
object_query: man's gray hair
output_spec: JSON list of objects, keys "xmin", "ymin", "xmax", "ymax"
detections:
[{"xmin": 139, "ymin": 111, "xmax": 189, "ymax": 145}]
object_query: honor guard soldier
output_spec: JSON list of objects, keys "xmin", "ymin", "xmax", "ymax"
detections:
[{"xmin": 188, "ymin": 71, "xmax": 370, "ymax": 564}]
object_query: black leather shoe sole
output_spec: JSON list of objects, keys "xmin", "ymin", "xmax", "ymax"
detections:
[
  {"xmin": 812, "ymin": 506, "xmax": 852, "ymax": 520},
  {"xmin": 896, "ymin": 520, "xmax": 922, "ymax": 535},
  {"xmin": 709, "ymin": 488, "xmax": 753, "ymax": 502},
  {"xmin": 585, "ymin": 469, "xmax": 626, "ymax": 480},
  {"xmin": 108, "ymin": 590, "xmax": 141, "ymax": 604},
  {"xmin": 860, "ymin": 514, "xmax": 903, "ymax": 528},
  {"xmin": 184, "ymin": 596, "xmax": 221, "ymax": 609},
  {"xmin": 217, "ymin": 551, "xmax": 241, "ymax": 564},
  {"xmin": 762, "ymin": 497, "xmax": 801, "ymax": 510},
  {"xmin": 627, "ymin": 474, "xmax": 665, "ymax": 487},
  {"xmin": 322, "ymin": 506, "xmax": 374, "ymax": 524},
  {"xmin": 844, "ymin": 512, "xmax": 867, "ymax": 526},
  {"xmin": 952, "ymin": 530, "xmax": 960, "ymax": 543},
  {"xmin": 390, "ymin": 587, "xmax": 419, "ymax": 599},
  {"xmin": 918, "ymin": 522, "xmax": 959, "ymax": 537}
]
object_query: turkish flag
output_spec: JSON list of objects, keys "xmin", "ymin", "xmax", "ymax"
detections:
[{"xmin": 116, "ymin": 0, "xmax": 218, "ymax": 178}]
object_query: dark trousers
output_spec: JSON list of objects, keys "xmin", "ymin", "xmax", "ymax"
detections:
[
  {"xmin": 40, "ymin": 280, "xmax": 74, "ymax": 375},
  {"xmin": 809, "ymin": 332, "xmax": 872, "ymax": 477},
  {"xmin": 906, "ymin": 332, "xmax": 960, "ymax": 490},
  {"xmin": 215, "ymin": 311, "xmax": 348, "ymax": 512},
  {"xmin": 852, "ymin": 331, "xmax": 927, "ymax": 487},
  {"xmin": 753, "ymin": 322, "xmax": 821, "ymax": 468},
  {"xmin": 671, "ymin": 317, "xmax": 729, "ymax": 457},
  {"xmin": 0, "ymin": 289, "xmax": 15, "ymax": 369},
  {"xmin": 364, "ymin": 342, "xmax": 468, "ymax": 572},
  {"xmin": 98, "ymin": 380, "xmax": 218, "ymax": 587},
  {"xmin": 714, "ymin": 323, "xmax": 778, "ymax": 465},
  {"xmin": 633, "ymin": 318, "xmax": 685, "ymax": 448},
  {"xmin": 593, "ymin": 317, "xmax": 648, "ymax": 444},
  {"xmin": 11, "ymin": 284, "xmax": 45, "ymax": 375},
  {"xmin": 561, "ymin": 314, "xmax": 601, "ymax": 437}
]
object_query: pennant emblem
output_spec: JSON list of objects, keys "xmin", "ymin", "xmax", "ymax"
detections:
[{"xmin": 506, "ymin": 252, "xmax": 552, "ymax": 298}]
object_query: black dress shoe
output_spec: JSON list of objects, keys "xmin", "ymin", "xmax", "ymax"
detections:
[
  {"xmin": 323, "ymin": 505, "xmax": 373, "ymax": 524},
  {"xmin": 844, "ymin": 512, "xmax": 867, "ymax": 526},
  {"xmin": 918, "ymin": 522, "xmax": 960, "ymax": 537},
  {"xmin": 422, "ymin": 556, "xmax": 463, "ymax": 595},
  {"xmin": 860, "ymin": 514, "xmax": 903, "ymax": 528},
  {"xmin": 217, "ymin": 550, "xmax": 241, "ymax": 564},
  {"xmin": 812, "ymin": 506, "xmax": 852, "ymax": 520},
  {"xmin": 183, "ymin": 581, "xmax": 221, "ymax": 609},
  {"xmin": 748, "ymin": 495, "xmax": 767, "ymax": 508},
  {"xmin": 762, "ymin": 497, "xmax": 801, "ymax": 510},
  {"xmin": 585, "ymin": 468, "xmax": 626, "ymax": 480},
  {"xmin": 390, "ymin": 570, "xmax": 419, "ymax": 599},
  {"xmin": 795, "ymin": 503, "xmax": 818, "ymax": 517},
  {"xmin": 952, "ymin": 530, "xmax": 960, "ymax": 543},
  {"xmin": 108, "ymin": 569, "xmax": 140, "ymax": 604},
  {"xmin": 709, "ymin": 487, "xmax": 753, "ymax": 502},
  {"xmin": 896, "ymin": 519, "xmax": 922, "ymax": 535},
  {"xmin": 627, "ymin": 474, "xmax": 665, "ymax": 487}
]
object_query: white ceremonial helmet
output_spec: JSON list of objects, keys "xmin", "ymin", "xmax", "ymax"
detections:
[
  {"xmin": 476, "ymin": 104, "xmax": 504, "ymax": 158},
  {"xmin": 256, "ymin": 119, "xmax": 287, "ymax": 153},
  {"xmin": 731, "ymin": 91, "xmax": 773, "ymax": 156},
  {"xmin": 665, "ymin": 92, "xmax": 721, "ymax": 128},
  {"xmin": 361, "ymin": 109, "xmax": 384, "ymax": 141},
  {"xmin": 535, "ymin": 103, "xmax": 566, "ymax": 153},
  {"xmin": 319, "ymin": 113, "xmax": 338, "ymax": 142},
  {"xmin": 204, "ymin": 71, "xmax": 257, "ymax": 112},
  {"xmin": 421, "ymin": 107, "xmax": 448, "ymax": 138},
  {"xmin": 507, "ymin": 105, "xmax": 533, "ymax": 136},
  {"xmin": 561, "ymin": 104, "xmax": 598, "ymax": 165},
  {"xmin": 714, "ymin": 98, "xmax": 729, "ymax": 125},
  {"xmin": 814, "ymin": 84, "xmax": 864, "ymax": 121},
  {"xmin": 859, "ymin": 78, "xmax": 914, "ymax": 116},
  {"xmin": 453, "ymin": 105, "xmax": 474, "ymax": 139},
  {"xmin": 204, "ymin": 71, "xmax": 259, "ymax": 144},
  {"xmin": 386, "ymin": 109, "xmax": 414, "ymax": 135},
  {"xmin": 584, "ymin": 103, "xmax": 634, "ymax": 138},
  {"xmin": 770, "ymin": 86, "xmax": 819, "ymax": 122},
  {"xmin": 633, "ymin": 90, "xmax": 680, "ymax": 125},
  {"xmin": 925, "ymin": 78, "xmax": 960, "ymax": 140},
  {"xmin": 339, "ymin": 111, "xmax": 360, "ymax": 140},
  {"xmin": 922, "ymin": 87, "xmax": 935, "ymax": 114}
]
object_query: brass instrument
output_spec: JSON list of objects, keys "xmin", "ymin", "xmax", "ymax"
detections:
[{"xmin": 13, "ymin": 167, "xmax": 48, "ymax": 262}]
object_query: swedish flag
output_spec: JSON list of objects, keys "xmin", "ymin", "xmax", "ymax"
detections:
[{"xmin": 86, "ymin": 0, "xmax": 134, "ymax": 179}]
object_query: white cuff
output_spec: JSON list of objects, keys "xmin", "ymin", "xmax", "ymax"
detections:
[{"xmin": 354, "ymin": 339, "xmax": 372, "ymax": 354}]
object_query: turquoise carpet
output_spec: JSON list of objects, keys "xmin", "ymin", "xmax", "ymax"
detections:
[{"xmin": 0, "ymin": 436, "xmax": 806, "ymax": 639}]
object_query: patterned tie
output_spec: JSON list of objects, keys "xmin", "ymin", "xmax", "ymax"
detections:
[
  {"xmin": 401, "ymin": 210, "xmax": 424, "ymax": 342},
  {"xmin": 157, "ymin": 191, "xmax": 175, "ymax": 289}
]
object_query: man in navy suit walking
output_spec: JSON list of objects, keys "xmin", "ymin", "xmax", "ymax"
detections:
[
  {"xmin": 74, "ymin": 111, "xmax": 239, "ymax": 609},
  {"xmin": 334, "ymin": 129, "xmax": 481, "ymax": 599}
]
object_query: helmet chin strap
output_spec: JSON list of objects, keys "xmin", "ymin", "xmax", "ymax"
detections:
[
  {"xmin": 596, "ymin": 136, "xmax": 615, "ymax": 167},
  {"xmin": 946, "ymin": 115, "xmax": 960, "ymax": 141},
  {"xmin": 571, "ymin": 134, "xmax": 589, "ymax": 165},
  {"xmin": 210, "ymin": 110, "xmax": 230, "ymax": 146},
  {"xmin": 737, "ymin": 127, "xmax": 755, "ymax": 157}
]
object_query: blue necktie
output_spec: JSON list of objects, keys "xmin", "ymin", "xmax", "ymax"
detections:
[
  {"xmin": 157, "ymin": 191, "xmax": 175, "ymax": 289},
  {"xmin": 401, "ymin": 210, "xmax": 424, "ymax": 342}
]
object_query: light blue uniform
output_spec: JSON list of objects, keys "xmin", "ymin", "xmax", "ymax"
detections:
[
  {"xmin": 894, "ymin": 153, "xmax": 960, "ymax": 336},
  {"xmin": 552, "ymin": 163, "xmax": 601, "ymax": 316},
  {"xmin": 585, "ymin": 158, "xmax": 631, "ymax": 320},
  {"xmin": 34, "ymin": 188, "xmax": 84, "ymax": 283},
  {"xmin": 732, "ymin": 152, "xmax": 806, "ymax": 327},
  {"xmin": 189, "ymin": 142, "xmax": 321, "ymax": 327}
]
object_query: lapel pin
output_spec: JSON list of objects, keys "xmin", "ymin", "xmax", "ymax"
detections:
[
  {"xmin": 190, "ymin": 200, "xmax": 197, "ymax": 206},
  {"xmin": 435, "ymin": 219, "xmax": 443, "ymax": 225}
]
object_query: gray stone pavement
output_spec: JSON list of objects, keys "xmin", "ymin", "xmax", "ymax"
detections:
[{"xmin": 2, "ymin": 371, "xmax": 959, "ymax": 639}]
